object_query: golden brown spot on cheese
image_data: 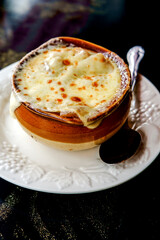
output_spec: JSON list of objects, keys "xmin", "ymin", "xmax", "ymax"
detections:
[
  {"xmin": 24, "ymin": 87, "xmax": 28, "ymax": 89},
  {"xmin": 100, "ymin": 56, "xmax": 106, "ymax": 62},
  {"xmin": 78, "ymin": 86, "xmax": 86, "ymax": 91},
  {"xmin": 52, "ymin": 70, "xmax": 55, "ymax": 74},
  {"xmin": 43, "ymin": 50, "xmax": 48, "ymax": 54},
  {"xmin": 46, "ymin": 99, "xmax": 50, "ymax": 102},
  {"xmin": 36, "ymin": 97, "xmax": 41, "ymax": 101},
  {"xmin": 47, "ymin": 80, "xmax": 52, "ymax": 84},
  {"xmin": 61, "ymin": 93, "xmax": 67, "ymax": 98},
  {"xmin": 50, "ymin": 87, "xmax": 54, "ymax": 90},
  {"xmin": 57, "ymin": 81, "xmax": 61, "ymax": 85},
  {"xmin": 60, "ymin": 87, "xmax": 65, "ymax": 92},
  {"xmin": 62, "ymin": 59, "xmax": 71, "ymax": 66},
  {"xmin": 84, "ymin": 76, "xmax": 92, "ymax": 80},
  {"xmin": 17, "ymin": 89, "xmax": 21, "ymax": 92},
  {"xmin": 90, "ymin": 95, "xmax": 93, "ymax": 97},
  {"xmin": 70, "ymin": 83, "xmax": 76, "ymax": 87},
  {"xmin": 92, "ymin": 81, "xmax": 98, "ymax": 87},
  {"xmin": 71, "ymin": 96, "xmax": 82, "ymax": 102},
  {"xmin": 17, "ymin": 79, "xmax": 22, "ymax": 81},
  {"xmin": 57, "ymin": 99, "xmax": 63, "ymax": 104},
  {"xmin": 75, "ymin": 61, "xmax": 78, "ymax": 66},
  {"xmin": 101, "ymin": 100, "xmax": 106, "ymax": 103},
  {"xmin": 53, "ymin": 49, "xmax": 61, "ymax": 52}
]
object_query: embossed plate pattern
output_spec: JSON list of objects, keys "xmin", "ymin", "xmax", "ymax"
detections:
[{"xmin": 0, "ymin": 63, "xmax": 160, "ymax": 193}]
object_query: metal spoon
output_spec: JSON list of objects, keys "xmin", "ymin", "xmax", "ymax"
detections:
[
  {"xmin": 127, "ymin": 46, "xmax": 145, "ymax": 91},
  {"xmin": 99, "ymin": 46, "xmax": 145, "ymax": 164}
]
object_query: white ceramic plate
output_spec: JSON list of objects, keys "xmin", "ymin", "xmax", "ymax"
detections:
[{"xmin": 0, "ymin": 62, "xmax": 160, "ymax": 194}]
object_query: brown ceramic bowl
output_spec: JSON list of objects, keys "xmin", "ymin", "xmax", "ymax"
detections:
[{"xmin": 10, "ymin": 37, "xmax": 131, "ymax": 151}]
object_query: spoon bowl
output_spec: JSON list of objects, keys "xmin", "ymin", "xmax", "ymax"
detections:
[{"xmin": 99, "ymin": 122, "xmax": 141, "ymax": 163}]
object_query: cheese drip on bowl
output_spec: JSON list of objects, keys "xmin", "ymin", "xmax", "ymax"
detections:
[{"xmin": 12, "ymin": 44, "xmax": 123, "ymax": 128}]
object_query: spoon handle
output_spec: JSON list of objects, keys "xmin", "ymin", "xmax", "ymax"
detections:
[{"xmin": 127, "ymin": 46, "xmax": 145, "ymax": 91}]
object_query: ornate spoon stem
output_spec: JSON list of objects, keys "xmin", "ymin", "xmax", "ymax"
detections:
[{"xmin": 127, "ymin": 46, "xmax": 145, "ymax": 91}]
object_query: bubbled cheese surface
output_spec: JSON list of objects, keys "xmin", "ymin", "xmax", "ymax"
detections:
[{"xmin": 14, "ymin": 46, "xmax": 122, "ymax": 127}]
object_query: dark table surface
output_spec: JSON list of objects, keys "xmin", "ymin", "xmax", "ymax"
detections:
[{"xmin": 0, "ymin": 0, "xmax": 160, "ymax": 239}]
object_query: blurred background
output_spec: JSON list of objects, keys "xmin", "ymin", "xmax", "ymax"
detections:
[{"xmin": 0, "ymin": 0, "xmax": 159, "ymax": 90}]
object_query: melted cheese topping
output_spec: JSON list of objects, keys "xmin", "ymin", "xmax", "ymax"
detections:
[
  {"xmin": 9, "ymin": 92, "xmax": 21, "ymax": 118},
  {"xmin": 13, "ymin": 46, "xmax": 122, "ymax": 127}
]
